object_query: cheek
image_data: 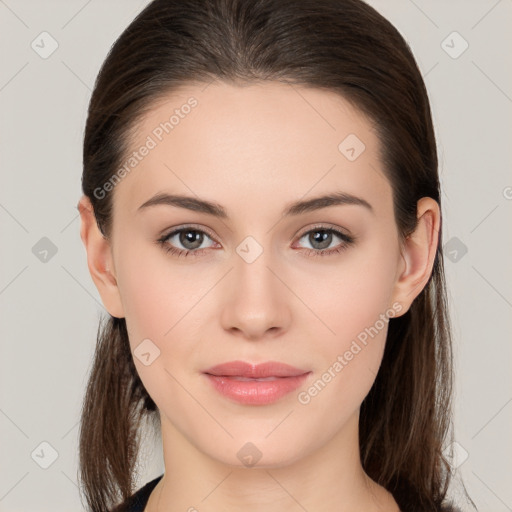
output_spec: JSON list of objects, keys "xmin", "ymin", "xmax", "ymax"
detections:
[
  {"xmin": 293, "ymin": 240, "xmax": 399, "ymax": 408},
  {"xmin": 116, "ymin": 240, "xmax": 201, "ymax": 339},
  {"xmin": 115, "ymin": 250, "xmax": 204, "ymax": 409},
  {"xmin": 115, "ymin": 246, "xmax": 216, "ymax": 399},
  {"xmin": 299, "ymin": 239, "xmax": 399, "ymax": 344}
]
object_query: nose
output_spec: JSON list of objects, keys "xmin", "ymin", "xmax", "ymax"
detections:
[{"xmin": 219, "ymin": 243, "xmax": 292, "ymax": 341}]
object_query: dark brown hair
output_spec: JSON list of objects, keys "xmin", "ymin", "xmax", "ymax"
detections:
[{"xmin": 78, "ymin": 1, "xmax": 476, "ymax": 511}]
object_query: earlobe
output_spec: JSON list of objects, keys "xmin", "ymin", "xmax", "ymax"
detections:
[
  {"xmin": 77, "ymin": 195, "xmax": 125, "ymax": 318},
  {"xmin": 391, "ymin": 197, "xmax": 440, "ymax": 316}
]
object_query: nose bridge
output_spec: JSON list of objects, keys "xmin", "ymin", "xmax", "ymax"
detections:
[{"xmin": 233, "ymin": 233, "xmax": 279, "ymax": 298}]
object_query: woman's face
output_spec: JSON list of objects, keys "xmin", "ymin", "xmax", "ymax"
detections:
[{"xmin": 104, "ymin": 81, "xmax": 408, "ymax": 467}]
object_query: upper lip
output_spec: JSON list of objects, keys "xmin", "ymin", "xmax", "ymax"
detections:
[{"xmin": 204, "ymin": 360, "xmax": 309, "ymax": 378}]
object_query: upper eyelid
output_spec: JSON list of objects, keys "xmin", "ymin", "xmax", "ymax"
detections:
[
  {"xmin": 296, "ymin": 223, "xmax": 352, "ymax": 238},
  {"xmin": 161, "ymin": 223, "xmax": 215, "ymax": 238}
]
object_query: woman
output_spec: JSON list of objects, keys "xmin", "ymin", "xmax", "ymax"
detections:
[{"xmin": 77, "ymin": 0, "xmax": 476, "ymax": 510}]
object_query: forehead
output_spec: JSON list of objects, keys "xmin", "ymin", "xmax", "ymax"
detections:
[{"xmin": 112, "ymin": 81, "xmax": 392, "ymax": 221}]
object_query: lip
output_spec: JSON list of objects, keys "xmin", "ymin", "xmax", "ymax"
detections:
[
  {"xmin": 204, "ymin": 360, "xmax": 309, "ymax": 378},
  {"xmin": 203, "ymin": 360, "xmax": 311, "ymax": 405}
]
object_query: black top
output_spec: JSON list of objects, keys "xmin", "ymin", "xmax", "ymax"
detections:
[{"xmin": 113, "ymin": 474, "xmax": 163, "ymax": 512}]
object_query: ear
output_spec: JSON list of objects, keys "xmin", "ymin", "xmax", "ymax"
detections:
[
  {"xmin": 390, "ymin": 197, "xmax": 440, "ymax": 316},
  {"xmin": 77, "ymin": 195, "xmax": 125, "ymax": 318}
]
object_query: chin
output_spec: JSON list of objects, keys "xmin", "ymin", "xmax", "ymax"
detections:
[{"xmin": 203, "ymin": 438, "xmax": 308, "ymax": 470}]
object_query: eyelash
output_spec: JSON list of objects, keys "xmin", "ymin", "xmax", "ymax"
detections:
[{"xmin": 156, "ymin": 224, "xmax": 355, "ymax": 259}]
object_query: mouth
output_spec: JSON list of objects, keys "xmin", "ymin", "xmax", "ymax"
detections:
[
  {"xmin": 203, "ymin": 360, "xmax": 311, "ymax": 405},
  {"xmin": 204, "ymin": 360, "xmax": 309, "ymax": 378},
  {"xmin": 221, "ymin": 376, "xmax": 282, "ymax": 381}
]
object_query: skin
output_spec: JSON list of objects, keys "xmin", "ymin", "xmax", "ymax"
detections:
[{"xmin": 78, "ymin": 81, "xmax": 440, "ymax": 512}]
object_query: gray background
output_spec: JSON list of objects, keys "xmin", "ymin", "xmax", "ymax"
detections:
[{"xmin": 0, "ymin": 0, "xmax": 511, "ymax": 510}]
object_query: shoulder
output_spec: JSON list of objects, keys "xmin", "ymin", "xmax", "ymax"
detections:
[{"xmin": 111, "ymin": 474, "xmax": 163, "ymax": 512}]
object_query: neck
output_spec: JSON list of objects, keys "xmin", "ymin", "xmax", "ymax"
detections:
[{"xmin": 145, "ymin": 411, "xmax": 399, "ymax": 512}]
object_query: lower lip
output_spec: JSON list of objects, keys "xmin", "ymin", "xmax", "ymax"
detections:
[{"xmin": 204, "ymin": 373, "xmax": 310, "ymax": 405}]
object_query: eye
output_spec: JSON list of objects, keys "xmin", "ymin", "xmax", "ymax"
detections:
[
  {"xmin": 157, "ymin": 225, "xmax": 217, "ymax": 258},
  {"xmin": 294, "ymin": 225, "xmax": 355, "ymax": 257},
  {"xmin": 157, "ymin": 224, "xmax": 355, "ymax": 259}
]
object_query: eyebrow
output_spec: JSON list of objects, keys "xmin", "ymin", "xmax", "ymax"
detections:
[{"xmin": 137, "ymin": 191, "xmax": 374, "ymax": 218}]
